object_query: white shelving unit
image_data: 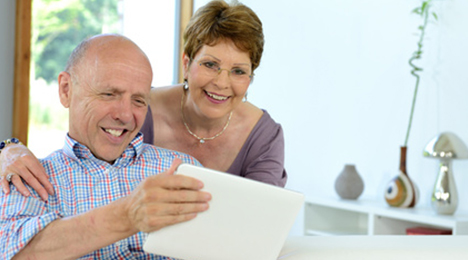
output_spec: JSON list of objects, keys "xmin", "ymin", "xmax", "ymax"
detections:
[{"xmin": 304, "ymin": 197, "xmax": 468, "ymax": 236}]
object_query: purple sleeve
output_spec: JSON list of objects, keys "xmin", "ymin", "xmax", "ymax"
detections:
[
  {"xmin": 140, "ymin": 106, "xmax": 154, "ymax": 145},
  {"xmin": 227, "ymin": 111, "xmax": 287, "ymax": 187}
]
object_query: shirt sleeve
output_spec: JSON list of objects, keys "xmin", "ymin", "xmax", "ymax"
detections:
[{"xmin": 0, "ymin": 188, "xmax": 62, "ymax": 259}]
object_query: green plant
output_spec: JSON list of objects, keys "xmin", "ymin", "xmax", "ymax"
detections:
[{"xmin": 404, "ymin": 0, "xmax": 438, "ymax": 147}]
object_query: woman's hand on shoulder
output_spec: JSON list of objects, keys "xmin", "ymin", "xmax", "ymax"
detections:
[{"xmin": 0, "ymin": 143, "xmax": 53, "ymax": 200}]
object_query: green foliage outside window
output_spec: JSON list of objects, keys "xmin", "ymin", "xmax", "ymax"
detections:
[{"xmin": 32, "ymin": 0, "xmax": 120, "ymax": 83}]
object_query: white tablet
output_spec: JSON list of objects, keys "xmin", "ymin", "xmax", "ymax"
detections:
[{"xmin": 143, "ymin": 163, "xmax": 304, "ymax": 260}]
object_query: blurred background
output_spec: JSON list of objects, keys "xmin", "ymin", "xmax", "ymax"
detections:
[{"xmin": 1, "ymin": 0, "xmax": 467, "ymax": 236}]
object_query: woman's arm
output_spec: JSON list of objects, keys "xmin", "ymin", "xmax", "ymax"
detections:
[
  {"xmin": 0, "ymin": 142, "xmax": 54, "ymax": 200},
  {"xmin": 228, "ymin": 111, "xmax": 288, "ymax": 187}
]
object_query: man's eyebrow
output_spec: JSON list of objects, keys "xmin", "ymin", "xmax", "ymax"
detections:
[
  {"xmin": 99, "ymin": 87, "xmax": 148, "ymax": 99},
  {"xmin": 99, "ymin": 86, "xmax": 121, "ymax": 93}
]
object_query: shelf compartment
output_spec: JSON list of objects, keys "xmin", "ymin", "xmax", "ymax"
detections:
[
  {"xmin": 304, "ymin": 202, "xmax": 368, "ymax": 236},
  {"xmin": 372, "ymin": 214, "xmax": 455, "ymax": 235}
]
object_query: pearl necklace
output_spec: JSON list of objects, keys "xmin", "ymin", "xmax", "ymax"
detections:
[{"xmin": 181, "ymin": 90, "xmax": 232, "ymax": 144}]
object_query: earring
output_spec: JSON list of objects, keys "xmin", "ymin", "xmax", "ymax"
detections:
[
  {"xmin": 242, "ymin": 92, "xmax": 248, "ymax": 102},
  {"xmin": 183, "ymin": 79, "xmax": 189, "ymax": 90}
]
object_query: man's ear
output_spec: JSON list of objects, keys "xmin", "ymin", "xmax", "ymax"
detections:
[
  {"xmin": 182, "ymin": 53, "xmax": 190, "ymax": 80},
  {"xmin": 58, "ymin": 71, "xmax": 72, "ymax": 108}
]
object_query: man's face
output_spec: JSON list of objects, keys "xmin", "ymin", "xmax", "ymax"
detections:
[{"xmin": 60, "ymin": 39, "xmax": 152, "ymax": 163}]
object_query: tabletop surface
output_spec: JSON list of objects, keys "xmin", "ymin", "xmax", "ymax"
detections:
[{"xmin": 277, "ymin": 235, "xmax": 468, "ymax": 260}]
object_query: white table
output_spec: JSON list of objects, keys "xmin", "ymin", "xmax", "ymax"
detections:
[{"xmin": 277, "ymin": 235, "xmax": 468, "ymax": 259}]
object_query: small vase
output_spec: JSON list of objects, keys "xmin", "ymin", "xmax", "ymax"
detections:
[
  {"xmin": 335, "ymin": 164, "xmax": 364, "ymax": 200},
  {"xmin": 384, "ymin": 146, "xmax": 419, "ymax": 208}
]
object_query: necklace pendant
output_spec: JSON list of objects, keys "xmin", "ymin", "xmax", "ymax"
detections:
[{"xmin": 200, "ymin": 139, "xmax": 205, "ymax": 144}]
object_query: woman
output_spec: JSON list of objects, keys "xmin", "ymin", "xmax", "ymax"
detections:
[{"xmin": 0, "ymin": 0, "xmax": 287, "ymax": 200}]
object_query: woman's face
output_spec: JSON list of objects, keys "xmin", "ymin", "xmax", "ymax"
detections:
[{"xmin": 183, "ymin": 40, "xmax": 252, "ymax": 120}]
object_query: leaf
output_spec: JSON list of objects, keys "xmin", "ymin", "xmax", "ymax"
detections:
[
  {"xmin": 411, "ymin": 7, "xmax": 421, "ymax": 15},
  {"xmin": 421, "ymin": 1, "xmax": 428, "ymax": 13},
  {"xmin": 432, "ymin": 12, "xmax": 438, "ymax": 21}
]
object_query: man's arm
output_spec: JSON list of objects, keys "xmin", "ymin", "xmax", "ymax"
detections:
[{"xmin": 9, "ymin": 161, "xmax": 210, "ymax": 260}]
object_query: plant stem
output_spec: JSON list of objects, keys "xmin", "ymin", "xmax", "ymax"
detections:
[{"xmin": 404, "ymin": 1, "xmax": 431, "ymax": 147}]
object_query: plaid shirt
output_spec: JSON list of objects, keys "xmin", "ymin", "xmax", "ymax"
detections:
[{"xmin": 0, "ymin": 133, "xmax": 201, "ymax": 259}]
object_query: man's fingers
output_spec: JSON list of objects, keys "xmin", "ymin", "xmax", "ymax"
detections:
[
  {"xmin": 148, "ymin": 201, "xmax": 209, "ymax": 216},
  {"xmin": 146, "ymin": 173, "xmax": 204, "ymax": 191},
  {"xmin": 155, "ymin": 189, "xmax": 211, "ymax": 203},
  {"xmin": 138, "ymin": 203, "xmax": 209, "ymax": 233},
  {"xmin": 139, "ymin": 213, "xmax": 199, "ymax": 233}
]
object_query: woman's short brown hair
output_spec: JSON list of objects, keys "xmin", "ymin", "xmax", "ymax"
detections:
[{"xmin": 183, "ymin": 0, "xmax": 264, "ymax": 72}]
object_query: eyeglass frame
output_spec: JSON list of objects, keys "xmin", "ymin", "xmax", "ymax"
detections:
[{"xmin": 192, "ymin": 58, "xmax": 254, "ymax": 82}]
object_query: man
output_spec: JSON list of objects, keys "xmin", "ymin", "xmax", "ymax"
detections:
[{"xmin": 0, "ymin": 34, "xmax": 211, "ymax": 259}]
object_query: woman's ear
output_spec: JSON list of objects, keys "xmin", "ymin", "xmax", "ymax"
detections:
[
  {"xmin": 58, "ymin": 71, "xmax": 72, "ymax": 108},
  {"xmin": 182, "ymin": 53, "xmax": 190, "ymax": 79}
]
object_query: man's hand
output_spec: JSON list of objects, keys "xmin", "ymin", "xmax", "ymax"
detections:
[
  {"xmin": 12, "ymin": 159, "xmax": 211, "ymax": 260},
  {"xmin": 0, "ymin": 143, "xmax": 54, "ymax": 200},
  {"xmin": 122, "ymin": 159, "xmax": 211, "ymax": 233}
]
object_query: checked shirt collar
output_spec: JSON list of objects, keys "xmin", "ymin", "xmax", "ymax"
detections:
[{"xmin": 62, "ymin": 132, "xmax": 145, "ymax": 170}]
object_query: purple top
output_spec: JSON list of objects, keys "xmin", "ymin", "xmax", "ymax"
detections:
[
  {"xmin": 141, "ymin": 106, "xmax": 154, "ymax": 144},
  {"xmin": 140, "ymin": 107, "xmax": 287, "ymax": 187}
]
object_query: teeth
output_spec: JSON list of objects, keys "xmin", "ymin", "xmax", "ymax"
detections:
[
  {"xmin": 207, "ymin": 92, "xmax": 228, "ymax": 101},
  {"xmin": 105, "ymin": 129, "xmax": 124, "ymax": 137}
]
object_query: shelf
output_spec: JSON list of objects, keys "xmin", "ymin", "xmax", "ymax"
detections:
[{"xmin": 304, "ymin": 197, "xmax": 468, "ymax": 236}]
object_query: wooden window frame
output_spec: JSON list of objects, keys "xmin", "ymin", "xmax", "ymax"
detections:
[
  {"xmin": 177, "ymin": 0, "xmax": 193, "ymax": 84},
  {"xmin": 13, "ymin": 0, "xmax": 193, "ymax": 145},
  {"xmin": 13, "ymin": 0, "xmax": 31, "ymax": 145}
]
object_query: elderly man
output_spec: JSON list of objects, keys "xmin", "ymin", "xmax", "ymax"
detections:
[{"xmin": 0, "ymin": 34, "xmax": 211, "ymax": 259}]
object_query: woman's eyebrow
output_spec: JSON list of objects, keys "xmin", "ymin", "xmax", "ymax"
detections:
[{"xmin": 201, "ymin": 54, "xmax": 250, "ymax": 67}]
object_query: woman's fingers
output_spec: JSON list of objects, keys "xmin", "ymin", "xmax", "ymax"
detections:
[
  {"xmin": 10, "ymin": 174, "xmax": 31, "ymax": 197},
  {"xmin": 22, "ymin": 155, "xmax": 54, "ymax": 195},
  {"xmin": 17, "ymin": 169, "xmax": 49, "ymax": 200},
  {"xmin": 0, "ymin": 143, "xmax": 52, "ymax": 200},
  {"xmin": 1, "ymin": 177, "xmax": 11, "ymax": 195}
]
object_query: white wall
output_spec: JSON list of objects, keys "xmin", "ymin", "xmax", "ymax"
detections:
[
  {"xmin": 0, "ymin": 0, "xmax": 16, "ymax": 140},
  {"xmin": 195, "ymin": 0, "xmax": 468, "ymax": 235},
  {"xmin": 122, "ymin": 0, "xmax": 177, "ymax": 86}
]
